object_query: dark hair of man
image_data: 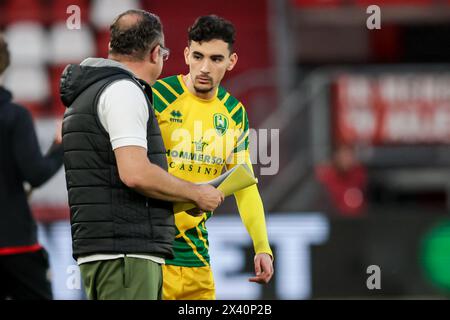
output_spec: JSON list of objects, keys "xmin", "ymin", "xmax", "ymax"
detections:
[
  {"xmin": 0, "ymin": 35, "xmax": 10, "ymax": 76},
  {"xmin": 188, "ymin": 15, "xmax": 236, "ymax": 52},
  {"xmin": 109, "ymin": 9, "xmax": 163, "ymax": 61}
]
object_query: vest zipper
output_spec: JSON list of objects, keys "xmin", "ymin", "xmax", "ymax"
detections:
[{"xmin": 146, "ymin": 198, "xmax": 148, "ymax": 207}]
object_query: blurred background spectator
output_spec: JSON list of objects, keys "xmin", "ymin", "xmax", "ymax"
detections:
[
  {"xmin": 0, "ymin": 33, "xmax": 63, "ymax": 300},
  {"xmin": 314, "ymin": 144, "xmax": 368, "ymax": 217}
]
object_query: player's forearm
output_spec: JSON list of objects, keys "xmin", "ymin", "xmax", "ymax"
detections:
[
  {"xmin": 229, "ymin": 151, "xmax": 273, "ymax": 255},
  {"xmin": 235, "ymin": 185, "xmax": 273, "ymax": 257}
]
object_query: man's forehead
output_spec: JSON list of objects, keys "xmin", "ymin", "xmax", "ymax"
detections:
[{"xmin": 189, "ymin": 39, "xmax": 230, "ymax": 55}]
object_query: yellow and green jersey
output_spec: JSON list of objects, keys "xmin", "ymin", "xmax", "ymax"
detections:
[{"xmin": 152, "ymin": 74, "xmax": 272, "ymax": 267}]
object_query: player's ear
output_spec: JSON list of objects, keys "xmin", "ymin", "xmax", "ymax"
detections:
[
  {"xmin": 184, "ymin": 47, "xmax": 190, "ymax": 65},
  {"xmin": 227, "ymin": 53, "xmax": 238, "ymax": 71}
]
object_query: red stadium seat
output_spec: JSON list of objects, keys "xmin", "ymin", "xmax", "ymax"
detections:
[
  {"xmin": 96, "ymin": 30, "xmax": 111, "ymax": 59},
  {"xmin": 52, "ymin": 98, "xmax": 66, "ymax": 116},
  {"xmin": 0, "ymin": 2, "xmax": 5, "ymax": 27},
  {"xmin": 291, "ymin": 0, "xmax": 342, "ymax": 7},
  {"xmin": 355, "ymin": 0, "xmax": 434, "ymax": 6},
  {"xmin": 4, "ymin": 0, "xmax": 45, "ymax": 24}
]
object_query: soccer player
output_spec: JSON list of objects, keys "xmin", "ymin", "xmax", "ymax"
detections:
[{"xmin": 152, "ymin": 15, "xmax": 274, "ymax": 300}]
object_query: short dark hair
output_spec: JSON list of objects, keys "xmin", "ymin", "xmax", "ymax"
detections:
[
  {"xmin": 109, "ymin": 9, "xmax": 163, "ymax": 61},
  {"xmin": 0, "ymin": 35, "xmax": 10, "ymax": 76},
  {"xmin": 188, "ymin": 15, "xmax": 236, "ymax": 52}
]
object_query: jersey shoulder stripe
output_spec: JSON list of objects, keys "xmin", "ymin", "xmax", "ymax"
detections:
[
  {"xmin": 232, "ymin": 106, "xmax": 250, "ymax": 153},
  {"xmin": 218, "ymin": 86, "xmax": 242, "ymax": 117},
  {"xmin": 162, "ymin": 75, "xmax": 184, "ymax": 96},
  {"xmin": 152, "ymin": 75, "xmax": 185, "ymax": 113},
  {"xmin": 231, "ymin": 106, "xmax": 243, "ymax": 124},
  {"xmin": 224, "ymin": 94, "xmax": 240, "ymax": 114},
  {"xmin": 152, "ymin": 91, "xmax": 168, "ymax": 113},
  {"xmin": 152, "ymin": 81, "xmax": 177, "ymax": 104},
  {"xmin": 217, "ymin": 86, "xmax": 227, "ymax": 101}
]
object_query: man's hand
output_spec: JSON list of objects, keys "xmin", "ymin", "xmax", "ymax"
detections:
[
  {"xmin": 193, "ymin": 185, "xmax": 224, "ymax": 212},
  {"xmin": 249, "ymin": 253, "xmax": 273, "ymax": 284}
]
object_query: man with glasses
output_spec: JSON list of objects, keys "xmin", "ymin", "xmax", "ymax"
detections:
[{"xmin": 60, "ymin": 10, "xmax": 224, "ymax": 300}]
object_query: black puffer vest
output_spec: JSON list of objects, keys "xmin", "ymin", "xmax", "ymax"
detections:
[{"xmin": 60, "ymin": 61, "xmax": 174, "ymax": 259}]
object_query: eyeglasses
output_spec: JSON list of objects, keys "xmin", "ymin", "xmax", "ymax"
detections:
[{"xmin": 159, "ymin": 45, "xmax": 170, "ymax": 61}]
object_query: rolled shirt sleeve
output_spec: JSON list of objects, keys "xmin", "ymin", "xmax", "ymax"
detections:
[{"xmin": 97, "ymin": 80, "xmax": 149, "ymax": 150}]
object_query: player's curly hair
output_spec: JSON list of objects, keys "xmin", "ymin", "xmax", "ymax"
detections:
[
  {"xmin": 0, "ymin": 34, "xmax": 10, "ymax": 76},
  {"xmin": 109, "ymin": 9, "xmax": 163, "ymax": 61},
  {"xmin": 188, "ymin": 15, "xmax": 236, "ymax": 52}
]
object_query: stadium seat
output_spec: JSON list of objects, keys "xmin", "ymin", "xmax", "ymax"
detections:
[
  {"xmin": 291, "ymin": 0, "xmax": 342, "ymax": 7},
  {"xmin": 90, "ymin": 0, "xmax": 141, "ymax": 30},
  {"xmin": 4, "ymin": 22, "xmax": 48, "ymax": 66},
  {"xmin": 95, "ymin": 30, "xmax": 111, "ymax": 59},
  {"xmin": 0, "ymin": 2, "xmax": 4, "ymax": 27},
  {"xmin": 3, "ymin": 66, "xmax": 50, "ymax": 116},
  {"xmin": 52, "ymin": 98, "xmax": 67, "ymax": 116},
  {"xmin": 355, "ymin": 0, "xmax": 433, "ymax": 6},
  {"xmin": 3, "ymin": 0, "xmax": 45, "ymax": 24},
  {"xmin": 48, "ymin": 22, "xmax": 95, "ymax": 65}
]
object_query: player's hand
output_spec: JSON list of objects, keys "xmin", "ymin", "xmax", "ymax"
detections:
[
  {"xmin": 193, "ymin": 184, "xmax": 224, "ymax": 212},
  {"xmin": 249, "ymin": 253, "xmax": 273, "ymax": 284}
]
